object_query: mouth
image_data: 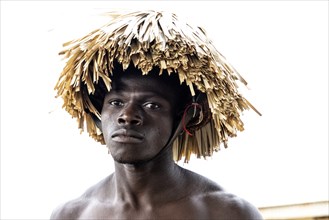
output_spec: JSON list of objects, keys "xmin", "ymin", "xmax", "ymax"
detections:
[{"xmin": 111, "ymin": 129, "xmax": 144, "ymax": 144}]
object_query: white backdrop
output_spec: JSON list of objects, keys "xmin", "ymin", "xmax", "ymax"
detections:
[{"xmin": 1, "ymin": 1, "xmax": 328, "ymax": 219}]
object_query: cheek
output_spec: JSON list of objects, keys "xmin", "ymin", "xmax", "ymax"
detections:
[
  {"xmin": 101, "ymin": 115, "xmax": 115, "ymax": 140},
  {"xmin": 154, "ymin": 117, "xmax": 174, "ymax": 139}
]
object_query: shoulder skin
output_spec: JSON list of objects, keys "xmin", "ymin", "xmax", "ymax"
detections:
[
  {"xmin": 50, "ymin": 176, "xmax": 110, "ymax": 220},
  {"xmin": 200, "ymin": 190, "xmax": 264, "ymax": 220}
]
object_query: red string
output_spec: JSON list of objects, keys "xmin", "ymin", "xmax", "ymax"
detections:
[{"xmin": 182, "ymin": 103, "xmax": 202, "ymax": 136}]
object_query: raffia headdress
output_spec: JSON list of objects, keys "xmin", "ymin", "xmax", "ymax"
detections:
[{"xmin": 55, "ymin": 10, "xmax": 261, "ymax": 162}]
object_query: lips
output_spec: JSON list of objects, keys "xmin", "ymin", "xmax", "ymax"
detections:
[{"xmin": 111, "ymin": 129, "xmax": 144, "ymax": 144}]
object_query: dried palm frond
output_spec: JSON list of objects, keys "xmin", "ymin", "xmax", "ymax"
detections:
[{"xmin": 55, "ymin": 10, "xmax": 261, "ymax": 162}]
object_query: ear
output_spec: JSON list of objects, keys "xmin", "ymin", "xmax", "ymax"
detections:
[{"xmin": 90, "ymin": 113, "xmax": 102, "ymax": 132}]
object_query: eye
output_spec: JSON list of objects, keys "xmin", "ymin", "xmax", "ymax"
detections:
[
  {"xmin": 109, "ymin": 100, "xmax": 124, "ymax": 107},
  {"xmin": 144, "ymin": 102, "xmax": 160, "ymax": 110}
]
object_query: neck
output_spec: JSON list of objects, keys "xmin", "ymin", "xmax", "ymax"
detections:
[{"xmin": 111, "ymin": 147, "xmax": 185, "ymax": 206}]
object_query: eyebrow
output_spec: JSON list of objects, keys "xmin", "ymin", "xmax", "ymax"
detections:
[{"xmin": 108, "ymin": 89, "xmax": 169, "ymax": 100}]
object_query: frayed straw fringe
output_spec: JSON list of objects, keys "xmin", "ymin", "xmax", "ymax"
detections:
[{"xmin": 55, "ymin": 10, "xmax": 261, "ymax": 163}]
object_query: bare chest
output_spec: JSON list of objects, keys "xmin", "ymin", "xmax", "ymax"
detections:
[{"xmin": 77, "ymin": 199, "xmax": 214, "ymax": 220}]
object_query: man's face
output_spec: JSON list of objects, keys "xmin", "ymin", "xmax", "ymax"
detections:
[{"xmin": 101, "ymin": 71, "xmax": 178, "ymax": 164}]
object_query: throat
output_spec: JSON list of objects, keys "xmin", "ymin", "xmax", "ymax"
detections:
[{"xmin": 113, "ymin": 162, "xmax": 185, "ymax": 205}]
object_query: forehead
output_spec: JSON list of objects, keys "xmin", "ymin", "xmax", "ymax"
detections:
[{"xmin": 110, "ymin": 71, "xmax": 180, "ymax": 101}]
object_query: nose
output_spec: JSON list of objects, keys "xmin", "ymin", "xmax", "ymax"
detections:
[{"xmin": 117, "ymin": 103, "xmax": 143, "ymax": 126}]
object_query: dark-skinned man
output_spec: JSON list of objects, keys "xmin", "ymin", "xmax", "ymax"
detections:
[{"xmin": 51, "ymin": 10, "xmax": 263, "ymax": 220}]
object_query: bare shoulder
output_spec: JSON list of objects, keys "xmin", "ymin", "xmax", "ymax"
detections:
[
  {"xmin": 201, "ymin": 190, "xmax": 263, "ymax": 220},
  {"xmin": 182, "ymin": 169, "xmax": 263, "ymax": 219},
  {"xmin": 50, "ymin": 175, "xmax": 111, "ymax": 220},
  {"xmin": 50, "ymin": 197, "xmax": 88, "ymax": 220}
]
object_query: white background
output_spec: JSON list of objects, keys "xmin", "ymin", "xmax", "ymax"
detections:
[{"xmin": 1, "ymin": 1, "xmax": 328, "ymax": 219}]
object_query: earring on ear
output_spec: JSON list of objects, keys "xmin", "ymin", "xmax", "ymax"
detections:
[{"xmin": 182, "ymin": 102, "xmax": 203, "ymax": 136}]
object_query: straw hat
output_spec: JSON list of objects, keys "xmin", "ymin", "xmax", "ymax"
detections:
[{"xmin": 55, "ymin": 10, "xmax": 261, "ymax": 162}]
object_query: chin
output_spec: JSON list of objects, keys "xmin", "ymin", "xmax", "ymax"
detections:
[{"xmin": 112, "ymin": 155, "xmax": 153, "ymax": 165}]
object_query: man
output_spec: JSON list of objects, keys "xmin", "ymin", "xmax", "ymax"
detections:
[{"xmin": 51, "ymin": 10, "xmax": 263, "ymax": 219}]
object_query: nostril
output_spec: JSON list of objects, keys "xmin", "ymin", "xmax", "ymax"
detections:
[
  {"xmin": 131, "ymin": 119, "xmax": 142, "ymax": 126},
  {"xmin": 117, "ymin": 115, "xmax": 142, "ymax": 126},
  {"xmin": 117, "ymin": 118, "xmax": 126, "ymax": 124}
]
